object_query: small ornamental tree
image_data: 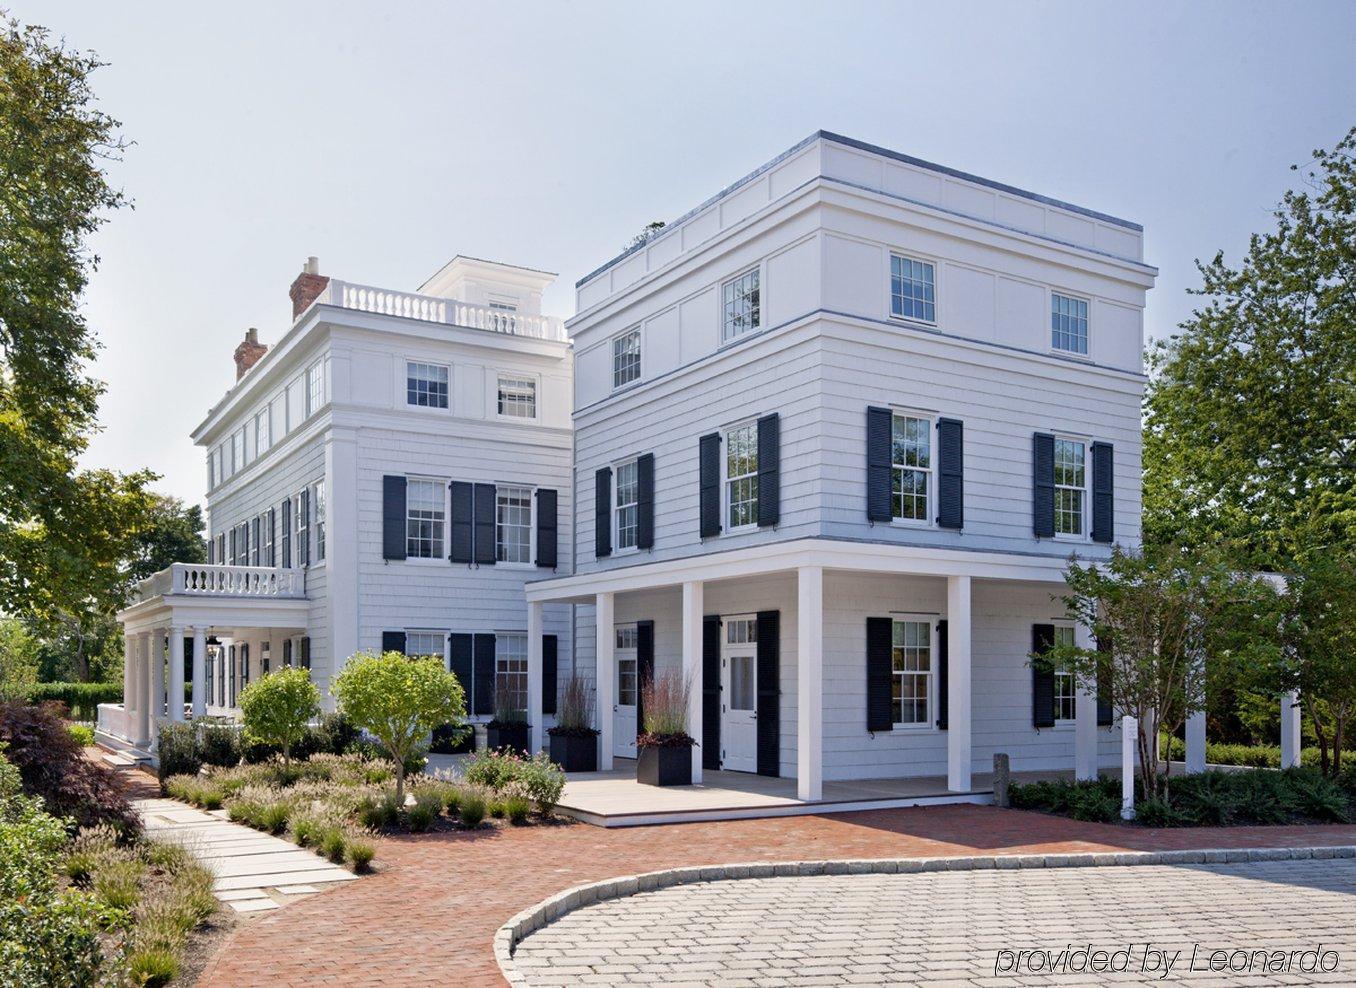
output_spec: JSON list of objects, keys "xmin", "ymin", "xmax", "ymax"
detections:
[
  {"xmin": 331, "ymin": 651, "xmax": 466, "ymax": 803},
  {"xmin": 238, "ymin": 667, "xmax": 320, "ymax": 769}
]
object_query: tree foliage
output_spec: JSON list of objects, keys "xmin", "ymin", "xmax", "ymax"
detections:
[
  {"xmin": 0, "ymin": 619, "xmax": 37, "ymax": 701},
  {"xmin": 238, "ymin": 667, "xmax": 320, "ymax": 769}
]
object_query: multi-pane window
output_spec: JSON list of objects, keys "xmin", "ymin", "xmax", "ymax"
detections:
[
  {"xmin": 616, "ymin": 626, "xmax": 638, "ymax": 705},
  {"xmin": 312, "ymin": 481, "xmax": 326, "ymax": 562},
  {"xmin": 496, "ymin": 634, "xmax": 528, "ymax": 713},
  {"xmin": 255, "ymin": 409, "xmax": 270, "ymax": 456},
  {"xmin": 496, "ymin": 485, "xmax": 532, "ymax": 563},
  {"xmin": 406, "ymin": 479, "xmax": 445, "ymax": 558},
  {"xmin": 726, "ymin": 618, "xmax": 757, "ymax": 645},
  {"xmin": 230, "ymin": 430, "xmax": 244, "ymax": 475},
  {"xmin": 1054, "ymin": 439, "xmax": 1087, "ymax": 537},
  {"xmin": 210, "ymin": 449, "xmax": 222, "ymax": 489},
  {"xmin": 725, "ymin": 423, "xmax": 759, "ymax": 530},
  {"xmin": 890, "ymin": 255, "xmax": 936, "ymax": 322},
  {"xmin": 407, "ymin": 362, "xmax": 449, "ymax": 409},
  {"xmin": 614, "ymin": 459, "xmax": 639, "ymax": 551},
  {"xmin": 406, "ymin": 632, "xmax": 444, "ymax": 661},
  {"xmin": 891, "ymin": 413, "xmax": 932, "ymax": 522},
  {"xmin": 306, "ymin": 360, "xmax": 325, "ymax": 415},
  {"xmin": 721, "ymin": 269, "xmax": 760, "ymax": 342},
  {"xmin": 497, "ymin": 376, "xmax": 536, "ymax": 419},
  {"xmin": 612, "ymin": 328, "xmax": 641, "ymax": 389},
  {"xmin": 1051, "ymin": 293, "xmax": 1089, "ymax": 354},
  {"xmin": 891, "ymin": 619, "xmax": 932, "ymax": 725},
  {"xmin": 260, "ymin": 512, "xmax": 274, "ymax": 567},
  {"xmin": 295, "ymin": 492, "xmax": 309, "ymax": 564},
  {"xmin": 1053, "ymin": 625, "xmax": 1078, "ymax": 721}
]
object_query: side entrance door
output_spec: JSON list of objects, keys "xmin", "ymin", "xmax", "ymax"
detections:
[
  {"xmin": 721, "ymin": 615, "xmax": 758, "ymax": 773},
  {"xmin": 613, "ymin": 625, "xmax": 638, "ymax": 759}
]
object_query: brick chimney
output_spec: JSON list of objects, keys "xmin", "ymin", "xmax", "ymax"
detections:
[
  {"xmin": 233, "ymin": 328, "xmax": 268, "ymax": 380},
  {"xmin": 289, "ymin": 255, "xmax": 329, "ymax": 319}
]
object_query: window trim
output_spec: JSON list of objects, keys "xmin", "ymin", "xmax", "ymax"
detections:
[
  {"xmin": 404, "ymin": 359, "xmax": 451, "ymax": 412},
  {"xmin": 719, "ymin": 265, "xmax": 762, "ymax": 346},
  {"xmin": 495, "ymin": 631, "xmax": 529, "ymax": 714},
  {"xmin": 404, "ymin": 629, "xmax": 449, "ymax": 662},
  {"xmin": 891, "ymin": 614, "xmax": 938, "ymax": 731},
  {"xmin": 1049, "ymin": 289, "xmax": 1092, "ymax": 358},
  {"xmin": 305, "ymin": 359, "xmax": 326, "ymax": 417},
  {"xmin": 404, "ymin": 475, "xmax": 448, "ymax": 564},
  {"xmin": 887, "ymin": 251, "xmax": 939, "ymax": 327},
  {"xmin": 611, "ymin": 457, "xmax": 640, "ymax": 555},
  {"xmin": 888, "ymin": 408, "xmax": 937, "ymax": 529},
  {"xmin": 611, "ymin": 326, "xmax": 643, "ymax": 391},
  {"xmin": 720, "ymin": 419, "xmax": 760, "ymax": 535},
  {"xmin": 312, "ymin": 480, "xmax": 326, "ymax": 564},
  {"xmin": 1052, "ymin": 434, "xmax": 1091, "ymax": 542},
  {"xmin": 494, "ymin": 483, "xmax": 537, "ymax": 568},
  {"xmin": 1051, "ymin": 621, "xmax": 1078, "ymax": 725},
  {"xmin": 495, "ymin": 372, "xmax": 540, "ymax": 422}
]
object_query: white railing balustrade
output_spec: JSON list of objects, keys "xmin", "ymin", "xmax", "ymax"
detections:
[
  {"xmin": 131, "ymin": 563, "xmax": 306, "ymax": 601},
  {"xmin": 314, "ymin": 280, "xmax": 567, "ymax": 342}
]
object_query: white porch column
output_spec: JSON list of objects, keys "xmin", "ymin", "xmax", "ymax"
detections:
[
  {"xmin": 797, "ymin": 566, "xmax": 824, "ymax": 801},
  {"xmin": 134, "ymin": 633, "xmax": 152, "ymax": 747},
  {"xmin": 168, "ymin": 627, "xmax": 186, "ymax": 723},
  {"xmin": 946, "ymin": 575, "xmax": 972, "ymax": 792},
  {"xmin": 1073, "ymin": 622, "xmax": 1098, "ymax": 781},
  {"xmin": 191, "ymin": 628, "xmax": 207, "ymax": 718},
  {"xmin": 150, "ymin": 629, "xmax": 166, "ymax": 740},
  {"xmin": 122, "ymin": 633, "xmax": 135, "ymax": 724},
  {"xmin": 681, "ymin": 580, "xmax": 704, "ymax": 784},
  {"xmin": 1281, "ymin": 690, "xmax": 1302, "ymax": 768},
  {"xmin": 595, "ymin": 593, "xmax": 615, "ymax": 771},
  {"xmin": 1184, "ymin": 650, "xmax": 1207, "ymax": 774},
  {"xmin": 527, "ymin": 601, "xmax": 544, "ymax": 756}
]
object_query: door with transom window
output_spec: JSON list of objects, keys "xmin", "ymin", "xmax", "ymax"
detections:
[
  {"xmin": 613, "ymin": 625, "xmax": 638, "ymax": 759},
  {"xmin": 721, "ymin": 616, "xmax": 758, "ymax": 773}
]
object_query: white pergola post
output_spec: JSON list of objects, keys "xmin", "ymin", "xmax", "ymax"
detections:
[
  {"xmin": 1121, "ymin": 715, "xmax": 1137, "ymax": 820},
  {"xmin": 168, "ymin": 627, "xmax": 186, "ymax": 723},
  {"xmin": 1281, "ymin": 690, "xmax": 1302, "ymax": 768},
  {"xmin": 149, "ymin": 628, "xmax": 166, "ymax": 744},
  {"xmin": 134, "ymin": 633, "xmax": 152, "ymax": 747},
  {"xmin": 191, "ymin": 628, "xmax": 207, "ymax": 718},
  {"xmin": 681, "ymin": 580, "xmax": 704, "ymax": 784},
  {"xmin": 797, "ymin": 566, "xmax": 824, "ymax": 801},
  {"xmin": 595, "ymin": 593, "xmax": 615, "ymax": 771},
  {"xmin": 1073, "ymin": 622, "xmax": 1098, "ymax": 781},
  {"xmin": 946, "ymin": 575, "xmax": 972, "ymax": 792},
  {"xmin": 527, "ymin": 601, "xmax": 544, "ymax": 756}
]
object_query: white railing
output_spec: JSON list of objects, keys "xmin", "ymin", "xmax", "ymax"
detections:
[
  {"xmin": 132, "ymin": 563, "xmax": 306, "ymax": 601},
  {"xmin": 97, "ymin": 703, "xmax": 129, "ymax": 742},
  {"xmin": 317, "ymin": 279, "xmax": 567, "ymax": 342}
]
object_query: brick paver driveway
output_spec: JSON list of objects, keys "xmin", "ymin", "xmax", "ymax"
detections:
[
  {"xmin": 514, "ymin": 858, "xmax": 1356, "ymax": 986},
  {"xmin": 200, "ymin": 806, "xmax": 1356, "ymax": 987}
]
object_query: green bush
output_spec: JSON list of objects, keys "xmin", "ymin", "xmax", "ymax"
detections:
[
  {"xmin": 464, "ymin": 749, "xmax": 566, "ymax": 816},
  {"xmin": 407, "ymin": 797, "xmax": 437, "ymax": 833},
  {"xmin": 517, "ymin": 754, "xmax": 566, "ymax": 816},
  {"xmin": 126, "ymin": 947, "xmax": 178, "ymax": 987},
  {"xmin": 321, "ymin": 827, "xmax": 347, "ymax": 863},
  {"xmin": 1133, "ymin": 797, "xmax": 1183, "ymax": 828},
  {"xmin": 155, "ymin": 723, "xmax": 202, "ymax": 789},
  {"xmin": 458, "ymin": 792, "xmax": 486, "ymax": 828},
  {"xmin": 346, "ymin": 837, "xmax": 376, "ymax": 872},
  {"xmin": 197, "ymin": 721, "xmax": 242, "ymax": 767},
  {"xmin": 239, "ymin": 668, "xmax": 321, "ymax": 768},
  {"xmin": 66, "ymin": 722, "xmax": 94, "ymax": 747},
  {"xmin": 22, "ymin": 682, "xmax": 122, "ymax": 722},
  {"xmin": 1161, "ymin": 735, "xmax": 1329, "ymax": 769},
  {"xmin": 504, "ymin": 795, "xmax": 531, "ymax": 825}
]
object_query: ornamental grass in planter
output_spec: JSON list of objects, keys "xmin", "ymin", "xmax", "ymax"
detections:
[
  {"xmin": 547, "ymin": 676, "xmax": 599, "ymax": 772},
  {"xmin": 636, "ymin": 670, "xmax": 696, "ymax": 787},
  {"xmin": 485, "ymin": 687, "xmax": 530, "ymax": 753}
]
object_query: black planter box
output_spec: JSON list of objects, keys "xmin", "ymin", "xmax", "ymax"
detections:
[
  {"xmin": 637, "ymin": 745, "xmax": 693, "ymax": 786},
  {"xmin": 549, "ymin": 733, "xmax": 599, "ymax": 773},
  {"xmin": 430, "ymin": 723, "xmax": 474, "ymax": 755},
  {"xmin": 486, "ymin": 723, "xmax": 530, "ymax": 754}
]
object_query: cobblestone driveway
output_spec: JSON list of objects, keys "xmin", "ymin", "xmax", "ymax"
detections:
[{"xmin": 513, "ymin": 858, "xmax": 1356, "ymax": 986}]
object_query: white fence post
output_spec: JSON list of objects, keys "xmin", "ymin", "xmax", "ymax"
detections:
[
  {"xmin": 1281, "ymin": 690, "xmax": 1302, "ymax": 768},
  {"xmin": 1121, "ymin": 715, "xmax": 1137, "ymax": 820}
]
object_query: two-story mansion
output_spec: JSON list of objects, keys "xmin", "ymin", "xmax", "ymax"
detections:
[
  {"xmin": 524, "ymin": 131, "xmax": 1156, "ymax": 809},
  {"xmin": 106, "ymin": 256, "xmax": 574, "ymax": 751}
]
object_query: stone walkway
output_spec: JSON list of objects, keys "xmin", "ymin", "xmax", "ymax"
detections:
[{"xmin": 513, "ymin": 858, "xmax": 1356, "ymax": 985}]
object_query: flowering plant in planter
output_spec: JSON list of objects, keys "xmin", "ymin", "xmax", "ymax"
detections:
[
  {"xmin": 636, "ymin": 670, "xmax": 696, "ymax": 786},
  {"xmin": 547, "ymin": 676, "xmax": 598, "ymax": 772}
]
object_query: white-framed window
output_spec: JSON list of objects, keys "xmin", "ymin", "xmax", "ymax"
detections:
[
  {"xmin": 306, "ymin": 360, "xmax": 325, "ymax": 415},
  {"xmin": 209, "ymin": 448, "xmax": 222, "ymax": 489},
  {"xmin": 612, "ymin": 328, "xmax": 641, "ymax": 389},
  {"xmin": 614, "ymin": 458, "xmax": 639, "ymax": 551},
  {"xmin": 255, "ymin": 409, "xmax": 270, "ymax": 456},
  {"xmin": 892, "ymin": 618, "xmax": 933, "ymax": 727},
  {"xmin": 406, "ymin": 631, "xmax": 445, "ymax": 661},
  {"xmin": 615, "ymin": 625, "xmax": 638, "ymax": 650},
  {"xmin": 1051, "ymin": 292, "xmax": 1089, "ymax": 355},
  {"xmin": 260, "ymin": 511, "xmax": 274, "ymax": 566},
  {"xmin": 890, "ymin": 254, "xmax": 936, "ymax": 323},
  {"xmin": 406, "ymin": 361, "xmax": 449, "ymax": 409},
  {"xmin": 406, "ymin": 478, "xmax": 446, "ymax": 559},
  {"xmin": 487, "ymin": 299, "xmax": 517, "ymax": 312},
  {"xmin": 497, "ymin": 375, "xmax": 536, "ymax": 419},
  {"xmin": 496, "ymin": 633, "xmax": 528, "ymax": 713},
  {"xmin": 721, "ymin": 268, "xmax": 760, "ymax": 342},
  {"xmin": 312, "ymin": 480, "xmax": 326, "ymax": 562},
  {"xmin": 724, "ymin": 421, "xmax": 759, "ymax": 531},
  {"xmin": 1054, "ymin": 438, "xmax": 1087, "ymax": 538},
  {"xmin": 495, "ymin": 485, "xmax": 533, "ymax": 564},
  {"xmin": 1053, "ymin": 624, "xmax": 1077, "ymax": 722},
  {"xmin": 294, "ymin": 491, "xmax": 308, "ymax": 564},
  {"xmin": 891, "ymin": 412, "xmax": 933, "ymax": 524},
  {"xmin": 230, "ymin": 430, "xmax": 244, "ymax": 475}
]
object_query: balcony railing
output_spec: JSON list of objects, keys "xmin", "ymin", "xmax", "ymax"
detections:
[
  {"xmin": 132, "ymin": 563, "xmax": 306, "ymax": 602},
  {"xmin": 315, "ymin": 280, "xmax": 567, "ymax": 342}
]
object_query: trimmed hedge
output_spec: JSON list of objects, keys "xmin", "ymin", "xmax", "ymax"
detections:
[
  {"xmin": 1161, "ymin": 735, "xmax": 1328, "ymax": 768},
  {"xmin": 23, "ymin": 682, "xmax": 122, "ymax": 722}
]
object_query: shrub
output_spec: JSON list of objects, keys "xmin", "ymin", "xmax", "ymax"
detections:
[
  {"xmin": 464, "ymin": 748, "xmax": 523, "ymax": 791},
  {"xmin": 1009, "ymin": 776, "xmax": 1120, "ymax": 822},
  {"xmin": 66, "ymin": 722, "xmax": 95, "ymax": 747},
  {"xmin": 1170, "ymin": 773, "xmax": 1244, "ymax": 826},
  {"xmin": 310, "ymin": 711, "xmax": 360, "ymax": 756},
  {"xmin": 92, "ymin": 858, "xmax": 145, "ymax": 911},
  {"xmin": 1134, "ymin": 797, "xmax": 1183, "ymax": 828},
  {"xmin": 357, "ymin": 791, "xmax": 402, "ymax": 830},
  {"xmin": 442, "ymin": 786, "xmax": 463, "ymax": 815},
  {"xmin": 156, "ymin": 723, "xmax": 202, "ymax": 789},
  {"xmin": 517, "ymin": 754, "xmax": 566, "ymax": 816},
  {"xmin": 407, "ymin": 797, "xmax": 437, "ymax": 833},
  {"xmin": 1282, "ymin": 767, "xmax": 1349, "ymax": 822},
  {"xmin": 22, "ymin": 682, "xmax": 122, "ymax": 722},
  {"xmin": 197, "ymin": 721, "xmax": 242, "ymax": 767},
  {"xmin": 239, "ymin": 667, "xmax": 321, "ymax": 768},
  {"xmin": 257, "ymin": 800, "xmax": 291, "ymax": 834},
  {"xmin": 63, "ymin": 825, "xmax": 118, "ymax": 884},
  {"xmin": 346, "ymin": 837, "xmax": 376, "ymax": 872},
  {"xmin": 321, "ymin": 827, "xmax": 347, "ymax": 863},
  {"xmin": 488, "ymin": 799, "xmax": 506, "ymax": 819},
  {"xmin": 458, "ymin": 792, "xmax": 486, "ymax": 828},
  {"xmin": 504, "ymin": 795, "xmax": 531, "ymax": 825},
  {"xmin": 126, "ymin": 947, "xmax": 178, "ymax": 987}
]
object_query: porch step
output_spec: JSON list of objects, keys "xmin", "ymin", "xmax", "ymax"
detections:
[{"xmin": 95, "ymin": 732, "xmax": 153, "ymax": 767}]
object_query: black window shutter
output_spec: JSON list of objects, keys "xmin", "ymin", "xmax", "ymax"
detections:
[
  {"xmin": 866, "ymin": 406, "xmax": 893, "ymax": 522},
  {"xmin": 698, "ymin": 433, "xmax": 721, "ymax": 538},
  {"xmin": 382, "ymin": 476, "xmax": 407, "ymax": 560},
  {"xmin": 282, "ymin": 639, "xmax": 292, "ymax": 667},
  {"xmin": 535, "ymin": 488, "xmax": 558, "ymax": 568},
  {"xmin": 472, "ymin": 633, "xmax": 496, "ymax": 715},
  {"xmin": 280, "ymin": 498, "xmax": 291, "ymax": 568},
  {"xmin": 936, "ymin": 619, "xmax": 949, "ymax": 730},
  {"xmin": 1096, "ymin": 633, "xmax": 1114, "ymax": 726},
  {"xmin": 473, "ymin": 483, "xmax": 496, "ymax": 565},
  {"xmin": 229, "ymin": 527, "xmax": 237, "ymax": 565},
  {"xmin": 636, "ymin": 620, "xmax": 654, "ymax": 738},
  {"xmin": 268, "ymin": 508, "xmax": 277, "ymax": 566},
  {"xmin": 448, "ymin": 634, "xmax": 473, "ymax": 706},
  {"xmin": 381, "ymin": 631, "xmax": 406, "ymax": 655},
  {"xmin": 866, "ymin": 617, "xmax": 894, "ymax": 732},
  {"xmin": 207, "ymin": 539, "xmax": 215, "ymax": 565},
  {"xmin": 636, "ymin": 453, "xmax": 655, "ymax": 550},
  {"xmin": 1032, "ymin": 623, "xmax": 1056, "ymax": 728},
  {"xmin": 449, "ymin": 482, "xmax": 473, "ymax": 563},
  {"xmin": 1091, "ymin": 441, "xmax": 1114, "ymax": 543},
  {"xmin": 1033, "ymin": 433, "xmax": 1055, "ymax": 538},
  {"xmin": 757, "ymin": 413, "xmax": 780, "ymax": 527},
  {"xmin": 594, "ymin": 467, "xmax": 612, "ymax": 558},
  {"xmin": 542, "ymin": 635, "xmax": 558, "ymax": 716},
  {"xmin": 936, "ymin": 418, "xmax": 964, "ymax": 530},
  {"xmin": 702, "ymin": 615, "xmax": 721, "ymax": 769},
  {"xmin": 299, "ymin": 489, "xmax": 310, "ymax": 565},
  {"xmin": 755, "ymin": 610, "xmax": 780, "ymax": 777},
  {"xmin": 251, "ymin": 517, "xmax": 261, "ymax": 565},
  {"xmin": 299, "ymin": 636, "xmax": 311, "ymax": 670}
]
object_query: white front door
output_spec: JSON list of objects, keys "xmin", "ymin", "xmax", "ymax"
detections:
[
  {"xmin": 613, "ymin": 625, "xmax": 638, "ymax": 759},
  {"xmin": 721, "ymin": 616, "xmax": 758, "ymax": 773}
]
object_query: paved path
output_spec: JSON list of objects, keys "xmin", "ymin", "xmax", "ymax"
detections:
[
  {"xmin": 200, "ymin": 804, "xmax": 1356, "ymax": 987},
  {"xmin": 513, "ymin": 858, "xmax": 1356, "ymax": 985}
]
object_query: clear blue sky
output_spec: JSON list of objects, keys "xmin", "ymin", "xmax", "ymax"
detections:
[{"xmin": 28, "ymin": 0, "xmax": 1356, "ymax": 507}]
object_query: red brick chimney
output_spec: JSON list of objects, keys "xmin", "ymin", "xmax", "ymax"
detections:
[
  {"xmin": 233, "ymin": 328, "xmax": 268, "ymax": 380},
  {"xmin": 289, "ymin": 255, "xmax": 329, "ymax": 319}
]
